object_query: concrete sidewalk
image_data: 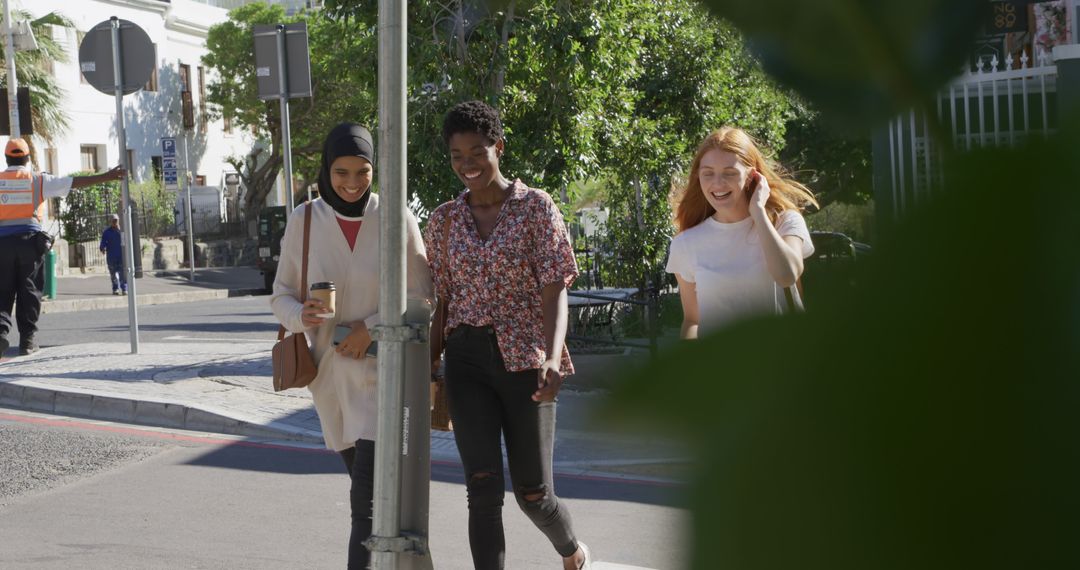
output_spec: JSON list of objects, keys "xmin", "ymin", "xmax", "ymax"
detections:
[
  {"xmin": 43, "ymin": 266, "xmax": 268, "ymax": 313},
  {"xmin": 0, "ymin": 341, "xmax": 686, "ymax": 483}
]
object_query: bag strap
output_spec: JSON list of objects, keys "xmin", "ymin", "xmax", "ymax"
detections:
[
  {"xmin": 436, "ymin": 209, "xmax": 452, "ymax": 335},
  {"xmin": 431, "ymin": 206, "xmax": 454, "ymax": 367},
  {"xmin": 771, "ymin": 211, "xmax": 805, "ymax": 313},
  {"xmin": 300, "ymin": 204, "xmax": 312, "ymax": 302},
  {"xmin": 277, "ymin": 205, "xmax": 313, "ymax": 341},
  {"xmin": 783, "ymin": 285, "xmax": 796, "ymax": 313}
]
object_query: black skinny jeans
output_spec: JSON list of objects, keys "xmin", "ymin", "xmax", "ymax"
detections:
[
  {"xmin": 340, "ymin": 439, "xmax": 375, "ymax": 570},
  {"xmin": 444, "ymin": 324, "xmax": 578, "ymax": 569}
]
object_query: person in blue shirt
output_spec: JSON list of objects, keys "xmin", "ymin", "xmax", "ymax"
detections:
[{"xmin": 99, "ymin": 214, "xmax": 126, "ymax": 295}]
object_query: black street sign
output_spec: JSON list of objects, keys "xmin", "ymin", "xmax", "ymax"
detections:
[{"xmin": 78, "ymin": 19, "xmax": 154, "ymax": 95}]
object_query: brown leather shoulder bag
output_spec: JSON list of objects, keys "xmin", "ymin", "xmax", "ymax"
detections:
[{"xmin": 272, "ymin": 205, "xmax": 317, "ymax": 391}]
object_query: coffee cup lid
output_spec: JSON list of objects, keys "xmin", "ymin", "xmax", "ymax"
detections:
[{"xmin": 310, "ymin": 281, "xmax": 335, "ymax": 290}]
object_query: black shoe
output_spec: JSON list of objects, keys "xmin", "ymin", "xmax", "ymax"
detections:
[
  {"xmin": 0, "ymin": 336, "xmax": 8, "ymax": 357},
  {"xmin": 19, "ymin": 336, "xmax": 38, "ymax": 356}
]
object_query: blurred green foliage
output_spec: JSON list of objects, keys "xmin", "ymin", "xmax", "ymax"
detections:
[
  {"xmin": 607, "ymin": 132, "xmax": 1080, "ymax": 568},
  {"xmin": 601, "ymin": 0, "xmax": 1080, "ymax": 568},
  {"xmin": 696, "ymin": 0, "xmax": 985, "ymax": 128}
]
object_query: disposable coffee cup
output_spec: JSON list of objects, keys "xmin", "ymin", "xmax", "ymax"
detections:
[{"xmin": 310, "ymin": 281, "xmax": 336, "ymax": 318}]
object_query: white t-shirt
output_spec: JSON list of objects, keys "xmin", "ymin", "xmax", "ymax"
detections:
[{"xmin": 666, "ymin": 210, "xmax": 814, "ymax": 334}]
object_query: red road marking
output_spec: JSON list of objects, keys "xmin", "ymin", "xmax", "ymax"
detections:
[{"xmin": 0, "ymin": 411, "xmax": 332, "ymax": 454}]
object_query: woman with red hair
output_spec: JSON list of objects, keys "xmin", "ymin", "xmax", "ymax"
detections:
[{"xmin": 667, "ymin": 127, "xmax": 819, "ymax": 338}]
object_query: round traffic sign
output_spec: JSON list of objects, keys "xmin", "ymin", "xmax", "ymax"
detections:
[{"xmin": 78, "ymin": 18, "xmax": 155, "ymax": 96}]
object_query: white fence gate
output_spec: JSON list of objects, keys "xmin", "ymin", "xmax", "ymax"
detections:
[{"xmin": 883, "ymin": 53, "xmax": 1059, "ymax": 218}]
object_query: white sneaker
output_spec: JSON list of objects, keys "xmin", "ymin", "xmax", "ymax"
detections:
[{"xmin": 577, "ymin": 542, "xmax": 592, "ymax": 570}]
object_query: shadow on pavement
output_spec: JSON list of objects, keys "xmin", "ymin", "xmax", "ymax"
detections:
[
  {"xmin": 183, "ymin": 439, "xmax": 345, "ymax": 475},
  {"xmin": 179, "ymin": 434, "xmax": 683, "ymax": 507},
  {"xmin": 430, "ymin": 459, "xmax": 684, "ymax": 507},
  {"xmin": 97, "ymin": 321, "xmax": 279, "ymax": 335}
]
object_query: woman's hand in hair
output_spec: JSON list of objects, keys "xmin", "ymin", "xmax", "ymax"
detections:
[
  {"xmin": 532, "ymin": 358, "xmax": 564, "ymax": 402},
  {"xmin": 336, "ymin": 321, "xmax": 373, "ymax": 360},
  {"xmin": 301, "ymin": 299, "xmax": 330, "ymax": 328},
  {"xmin": 748, "ymin": 169, "xmax": 771, "ymax": 221}
]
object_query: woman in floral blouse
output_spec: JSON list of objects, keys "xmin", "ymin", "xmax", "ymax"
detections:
[{"xmin": 425, "ymin": 100, "xmax": 591, "ymax": 570}]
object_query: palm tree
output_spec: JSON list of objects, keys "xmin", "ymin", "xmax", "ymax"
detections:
[{"xmin": 0, "ymin": 10, "xmax": 73, "ymax": 167}]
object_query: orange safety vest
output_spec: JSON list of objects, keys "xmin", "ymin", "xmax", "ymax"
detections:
[{"xmin": 0, "ymin": 168, "xmax": 46, "ymax": 227}]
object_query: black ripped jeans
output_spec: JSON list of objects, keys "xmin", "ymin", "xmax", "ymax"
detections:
[{"xmin": 444, "ymin": 325, "xmax": 578, "ymax": 570}]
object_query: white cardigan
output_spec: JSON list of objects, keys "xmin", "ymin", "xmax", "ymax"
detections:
[{"xmin": 270, "ymin": 195, "xmax": 433, "ymax": 451}]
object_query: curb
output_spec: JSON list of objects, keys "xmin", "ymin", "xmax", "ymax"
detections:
[
  {"xmin": 41, "ymin": 288, "xmax": 268, "ymax": 314},
  {"xmin": 0, "ymin": 381, "xmax": 323, "ymax": 445}
]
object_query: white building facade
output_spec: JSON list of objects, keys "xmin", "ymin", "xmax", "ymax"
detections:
[{"xmin": 10, "ymin": 0, "xmax": 261, "ymax": 235}]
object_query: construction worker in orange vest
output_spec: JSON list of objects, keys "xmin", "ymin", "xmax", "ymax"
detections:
[{"xmin": 0, "ymin": 138, "xmax": 124, "ymax": 359}]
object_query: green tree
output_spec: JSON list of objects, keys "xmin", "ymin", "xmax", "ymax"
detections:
[
  {"xmin": 0, "ymin": 11, "xmax": 74, "ymax": 164},
  {"xmin": 202, "ymin": 4, "xmax": 378, "ymax": 232},
  {"xmin": 324, "ymin": 1, "xmax": 796, "ymax": 295},
  {"xmin": 780, "ymin": 102, "xmax": 873, "ymax": 207},
  {"xmin": 57, "ymin": 172, "xmax": 117, "ymax": 243},
  {"xmin": 596, "ymin": 0, "xmax": 794, "ymax": 288},
  {"xmin": 325, "ymin": 0, "xmax": 742, "ymax": 216}
]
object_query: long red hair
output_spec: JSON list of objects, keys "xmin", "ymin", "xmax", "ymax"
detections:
[{"xmin": 671, "ymin": 127, "xmax": 818, "ymax": 232}]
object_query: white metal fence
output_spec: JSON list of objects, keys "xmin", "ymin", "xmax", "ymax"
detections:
[{"xmin": 884, "ymin": 52, "xmax": 1059, "ymax": 217}]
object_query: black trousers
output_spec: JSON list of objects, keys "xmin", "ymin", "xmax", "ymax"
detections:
[
  {"xmin": 340, "ymin": 438, "xmax": 375, "ymax": 570},
  {"xmin": 444, "ymin": 324, "xmax": 578, "ymax": 570},
  {"xmin": 0, "ymin": 232, "xmax": 47, "ymax": 342}
]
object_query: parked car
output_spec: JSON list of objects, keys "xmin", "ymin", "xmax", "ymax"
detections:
[
  {"xmin": 257, "ymin": 206, "xmax": 288, "ymax": 292},
  {"xmin": 808, "ymin": 231, "xmax": 870, "ymax": 261},
  {"xmin": 803, "ymin": 231, "xmax": 871, "ymax": 298}
]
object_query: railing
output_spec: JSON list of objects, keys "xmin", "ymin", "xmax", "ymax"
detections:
[
  {"xmin": 567, "ymin": 285, "xmax": 661, "ymax": 357},
  {"xmin": 883, "ymin": 50, "xmax": 1059, "ymax": 218},
  {"xmin": 942, "ymin": 52, "xmax": 1058, "ymax": 150}
]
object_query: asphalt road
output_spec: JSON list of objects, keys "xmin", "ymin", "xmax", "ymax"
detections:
[
  {"xmin": 0, "ymin": 409, "xmax": 689, "ymax": 569},
  {"xmin": 33, "ymin": 295, "xmax": 280, "ymax": 348}
]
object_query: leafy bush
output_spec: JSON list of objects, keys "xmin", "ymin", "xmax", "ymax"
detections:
[
  {"xmin": 805, "ymin": 200, "xmax": 876, "ymax": 243},
  {"xmin": 130, "ymin": 178, "xmax": 176, "ymax": 238},
  {"xmin": 59, "ymin": 174, "xmax": 176, "ymax": 242},
  {"xmin": 58, "ymin": 171, "xmax": 118, "ymax": 243}
]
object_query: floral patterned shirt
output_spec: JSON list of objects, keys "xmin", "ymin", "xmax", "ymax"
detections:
[{"xmin": 424, "ymin": 179, "xmax": 578, "ymax": 374}]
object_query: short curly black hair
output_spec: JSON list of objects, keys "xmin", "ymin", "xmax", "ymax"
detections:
[{"xmin": 441, "ymin": 100, "xmax": 504, "ymax": 145}]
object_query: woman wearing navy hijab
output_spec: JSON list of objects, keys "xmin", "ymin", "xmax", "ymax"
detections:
[{"xmin": 270, "ymin": 123, "xmax": 433, "ymax": 568}]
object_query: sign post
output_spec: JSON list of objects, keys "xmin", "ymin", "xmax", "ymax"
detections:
[
  {"xmin": 79, "ymin": 17, "xmax": 154, "ymax": 355},
  {"xmin": 110, "ymin": 18, "xmax": 138, "ymax": 354},
  {"xmin": 368, "ymin": 1, "xmax": 437, "ymax": 568},
  {"xmin": 162, "ymin": 136, "xmax": 194, "ymax": 281},
  {"xmin": 3, "ymin": 0, "xmax": 20, "ymax": 139},
  {"xmin": 253, "ymin": 23, "xmax": 311, "ymax": 211}
]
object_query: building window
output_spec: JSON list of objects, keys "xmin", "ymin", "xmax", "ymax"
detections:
[
  {"xmin": 151, "ymin": 156, "xmax": 162, "ymax": 181},
  {"xmin": 80, "ymin": 145, "xmax": 100, "ymax": 172},
  {"xmin": 77, "ymin": 31, "xmax": 88, "ymax": 84},
  {"xmin": 179, "ymin": 63, "xmax": 194, "ymax": 130},
  {"xmin": 38, "ymin": 27, "xmax": 56, "ymax": 77},
  {"xmin": 126, "ymin": 149, "xmax": 136, "ymax": 181},
  {"xmin": 179, "ymin": 63, "xmax": 191, "ymax": 92},
  {"xmin": 44, "ymin": 148, "xmax": 58, "ymax": 175},
  {"xmin": 198, "ymin": 66, "xmax": 208, "ymax": 134},
  {"xmin": 144, "ymin": 44, "xmax": 158, "ymax": 92},
  {"xmin": 46, "ymin": 148, "xmax": 60, "ymax": 220}
]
